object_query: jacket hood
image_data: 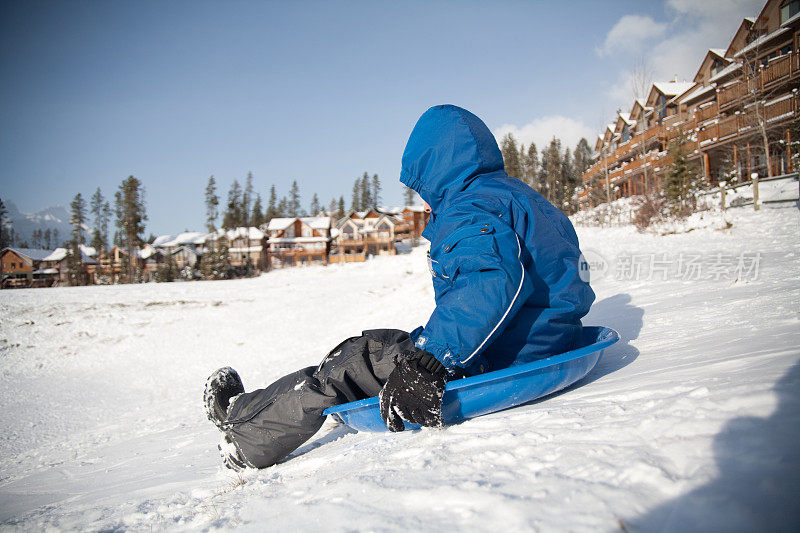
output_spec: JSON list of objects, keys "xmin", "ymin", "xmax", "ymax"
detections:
[{"xmin": 400, "ymin": 105, "xmax": 504, "ymax": 210}]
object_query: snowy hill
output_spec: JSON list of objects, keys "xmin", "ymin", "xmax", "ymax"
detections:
[
  {"xmin": 2, "ymin": 201, "xmax": 72, "ymax": 247},
  {"xmin": 0, "ymin": 206, "xmax": 798, "ymax": 531}
]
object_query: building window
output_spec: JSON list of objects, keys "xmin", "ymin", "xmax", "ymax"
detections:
[
  {"xmin": 657, "ymin": 94, "xmax": 668, "ymax": 121},
  {"xmin": 781, "ymin": 0, "xmax": 799, "ymax": 24}
]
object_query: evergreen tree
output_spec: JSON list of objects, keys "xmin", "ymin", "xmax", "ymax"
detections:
[
  {"xmin": 403, "ymin": 185, "xmax": 416, "ymax": 206},
  {"xmin": 266, "ymin": 185, "xmax": 279, "ymax": 223},
  {"xmin": 90, "ymin": 187, "xmax": 111, "ymax": 252},
  {"xmin": 573, "ymin": 138, "xmax": 593, "ymax": 176},
  {"xmin": 560, "ymin": 147, "xmax": 577, "ymax": 213},
  {"xmin": 205, "ymin": 176, "xmax": 219, "ymax": 232},
  {"xmin": 360, "ymin": 172, "xmax": 372, "ymax": 209},
  {"xmin": 351, "ymin": 180, "xmax": 361, "ymax": 212},
  {"xmin": 251, "ymin": 194, "xmax": 264, "ymax": 227},
  {"xmin": 522, "ymin": 143, "xmax": 539, "ymax": 188},
  {"xmin": 68, "ymin": 193, "xmax": 88, "ymax": 285},
  {"xmin": 665, "ymin": 130, "xmax": 700, "ymax": 216},
  {"xmin": 500, "ymin": 133, "xmax": 523, "ymax": 179},
  {"xmin": 223, "ymin": 180, "xmax": 242, "ymax": 229},
  {"xmin": 216, "ymin": 237, "xmax": 230, "ymax": 278},
  {"xmin": 328, "ymin": 198, "xmax": 337, "ymax": 217},
  {"xmin": 371, "ymin": 174, "xmax": 381, "ymax": 207},
  {"xmin": 44, "ymin": 228, "xmax": 51, "ymax": 249},
  {"xmin": 243, "ymin": 172, "xmax": 255, "ymax": 226},
  {"xmin": 277, "ymin": 196, "xmax": 289, "ymax": 218},
  {"xmin": 543, "ymin": 137, "xmax": 563, "ymax": 203},
  {"xmin": 288, "ymin": 180, "xmax": 301, "ymax": 217},
  {"xmin": 309, "ymin": 193, "xmax": 321, "ymax": 216},
  {"xmin": 199, "ymin": 237, "xmax": 230, "ymax": 280},
  {"xmin": 70, "ymin": 193, "xmax": 87, "ymax": 245},
  {"xmin": 337, "ymin": 196, "xmax": 346, "ymax": 219},
  {"xmin": 0, "ymin": 197, "xmax": 9, "ymax": 249},
  {"xmin": 53, "ymin": 229, "xmax": 59, "ymax": 248},
  {"xmin": 114, "ymin": 176, "xmax": 147, "ymax": 282}
]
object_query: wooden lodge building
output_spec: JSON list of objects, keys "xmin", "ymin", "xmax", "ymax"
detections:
[
  {"xmin": 579, "ymin": 0, "xmax": 800, "ymax": 208},
  {"xmin": 1, "ymin": 204, "xmax": 430, "ymax": 288},
  {"xmin": 333, "ymin": 209, "xmax": 400, "ymax": 263},
  {"xmin": 1, "ymin": 246, "xmax": 98, "ymax": 288},
  {"xmin": 266, "ymin": 217, "xmax": 332, "ymax": 268}
]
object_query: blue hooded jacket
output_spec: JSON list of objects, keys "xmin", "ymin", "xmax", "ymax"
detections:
[{"xmin": 401, "ymin": 105, "xmax": 595, "ymax": 374}]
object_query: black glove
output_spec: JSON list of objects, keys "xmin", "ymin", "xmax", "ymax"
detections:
[{"xmin": 379, "ymin": 349, "xmax": 447, "ymax": 432}]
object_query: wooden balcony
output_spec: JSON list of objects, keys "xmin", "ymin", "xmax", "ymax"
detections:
[
  {"xmin": 718, "ymin": 81, "xmax": 746, "ymax": 108},
  {"xmin": 718, "ymin": 114, "xmax": 740, "ymax": 138},
  {"xmin": 764, "ymin": 94, "xmax": 797, "ymax": 121},
  {"xmin": 698, "ymin": 125, "xmax": 717, "ymax": 144},
  {"xmin": 644, "ymin": 125, "xmax": 662, "ymax": 141},
  {"xmin": 695, "ymin": 103, "xmax": 718, "ymax": 123},
  {"xmin": 761, "ymin": 53, "xmax": 792, "ymax": 87}
]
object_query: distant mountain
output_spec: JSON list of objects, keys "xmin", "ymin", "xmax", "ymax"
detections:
[{"xmin": 2, "ymin": 201, "xmax": 73, "ymax": 248}]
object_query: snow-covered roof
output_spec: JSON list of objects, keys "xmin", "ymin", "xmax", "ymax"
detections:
[
  {"xmin": 267, "ymin": 218, "xmax": 295, "ymax": 231},
  {"xmin": 378, "ymin": 206, "xmax": 404, "ymax": 215},
  {"xmin": 653, "ymin": 81, "xmax": 694, "ymax": 97},
  {"xmin": 710, "ymin": 48, "xmax": 726, "ymax": 58},
  {"xmin": 226, "ymin": 227, "xmax": 265, "ymax": 240},
  {"xmin": 674, "ymin": 84, "xmax": 715, "ymax": 105},
  {"xmin": 266, "ymin": 217, "xmax": 330, "ymax": 232},
  {"xmin": 734, "ymin": 27, "xmax": 791, "ymax": 58},
  {"xmin": 153, "ymin": 231, "xmax": 209, "ymax": 248},
  {"xmin": 618, "ymin": 112, "xmax": 634, "ymax": 126},
  {"xmin": 151, "ymin": 235, "xmax": 174, "ymax": 247},
  {"xmin": 709, "ymin": 61, "xmax": 741, "ymax": 83},
  {"xmin": 139, "ymin": 245, "xmax": 158, "ymax": 259},
  {"xmin": 5, "ymin": 247, "xmax": 55, "ymax": 262},
  {"xmin": 175, "ymin": 232, "xmax": 207, "ymax": 245},
  {"xmin": 303, "ymin": 217, "xmax": 331, "ymax": 230},
  {"xmin": 43, "ymin": 248, "xmax": 66, "ymax": 261},
  {"xmin": 42, "ymin": 247, "xmax": 96, "ymax": 263}
]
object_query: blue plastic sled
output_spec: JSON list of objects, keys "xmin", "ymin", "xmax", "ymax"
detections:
[{"xmin": 323, "ymin": 326, "xmax": 619, "ymax": 432}]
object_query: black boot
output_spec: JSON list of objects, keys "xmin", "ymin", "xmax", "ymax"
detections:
[
  {"xmin": 203, "ymin": 367, "xmax": 245, "ymax": 430},
  {"xmin": 217, "ymin": 433, "xmax": 248, "ymax": 471}
]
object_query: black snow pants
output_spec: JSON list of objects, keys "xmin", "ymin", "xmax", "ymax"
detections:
[{"xmin": 224, "ymin": 329, "xmax": 415, "ymax": 469}]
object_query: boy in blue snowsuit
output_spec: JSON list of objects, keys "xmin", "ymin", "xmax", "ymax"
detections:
[{"xmin": 204, "ymin": 105, "xmax": 594, "ymax": 470}]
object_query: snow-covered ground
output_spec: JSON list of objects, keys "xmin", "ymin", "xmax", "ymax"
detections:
[{"xmin": 1, "ymin": 205, "xmax": 798, "ymax": 532}]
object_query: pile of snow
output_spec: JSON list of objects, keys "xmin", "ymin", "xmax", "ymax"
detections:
[
  {"xmin": 572, "ymin": 196, "xmax": 638, "ymax": 227},
  {"xmin": 0, "ymin": 206, "xmax": 798, "ymax": 531}
]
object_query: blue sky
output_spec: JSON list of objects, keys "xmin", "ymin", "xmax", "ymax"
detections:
[{"xmin": 0, "ymin": 0, "xmax": 762, "ymax": 235}]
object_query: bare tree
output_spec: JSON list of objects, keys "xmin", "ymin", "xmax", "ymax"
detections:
[{"xmin": 631, "ymin": 56, "xmax": 655, "ymax": 193}]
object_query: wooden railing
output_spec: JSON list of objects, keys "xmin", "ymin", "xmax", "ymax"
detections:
[
  {"xmin": 718, "ymin": 82, "xmax": 746, "ymax": 107},
  {"xmin": 718, "ymin": 115, "xmax": 740, "ymax": 138},
  {"xmin": 762, "ymin": 54, "xmax": 792, "ymax": 86},
  {"xmin": 764, "ymin": 95, "xmax": 796, "ymax": 121},
  {"xmin": 584, "ymin": 125, "xmax": 666, "ymax": 181},
  {"xmin": 717, "ymin": 53, "xmax": 796, "ymax": 108},
  {"xmin": 695, "ymin": 103, "xmax": 718, "ymax": 123},
  {"xmin": 698, "ymin": 125, "xmax": 717, "ymax": 144}
]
